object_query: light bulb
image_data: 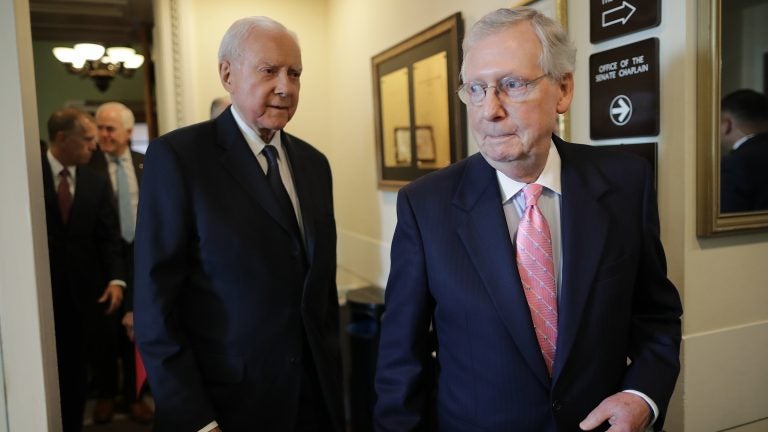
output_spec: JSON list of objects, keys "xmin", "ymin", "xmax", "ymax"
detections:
[{"xmin": 74, "ymin": 43, "xmax": 105, "ymax": 61}]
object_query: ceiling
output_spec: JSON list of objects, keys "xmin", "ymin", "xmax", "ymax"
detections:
[{"xmin": 29, "ymin": 0, "xmax": 154, "ymax": 45}]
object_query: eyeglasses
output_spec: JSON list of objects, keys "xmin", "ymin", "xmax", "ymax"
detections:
[{"xmin": 457, "ymin": 74, "xmax": 549, "ymax": 105}]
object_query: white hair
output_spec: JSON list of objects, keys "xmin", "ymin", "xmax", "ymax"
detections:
[
  {"xmin": 461, "ymin": 7, "xmax": 576, "ymax": 81},
  {"xmin": 218, "ymin": 16, "xmax": 299, "ymax": 63},
  {"xmin": 95, "ymin": 101, "xmax": 135, "ymax": 129}
]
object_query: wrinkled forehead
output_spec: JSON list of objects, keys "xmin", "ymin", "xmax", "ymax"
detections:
[
  {"xmin": 463, "ymin": 25, "xmax": 542, "ymax": 80},
  {"xmin": 239, "ymin": 28, "xmax": 302, "ymax": 65}
]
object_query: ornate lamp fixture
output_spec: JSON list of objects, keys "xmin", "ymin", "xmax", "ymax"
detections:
[{"xmin": 52, "ymin": 43, "xmax": 145, "ymax": 92}]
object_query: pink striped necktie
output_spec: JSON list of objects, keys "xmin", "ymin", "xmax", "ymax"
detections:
[{"xmin": 516, "ymin": 183, "xmax": 558, "ymax": 375}]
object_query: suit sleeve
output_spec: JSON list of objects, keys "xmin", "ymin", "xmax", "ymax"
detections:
[
  {"xmin": 621, "ymin": 162, "xmax": 682, "ymax": 430},
  {"xmin": 133, "ymin": 138, "xmax": 216, "ymax": 430},
  {"xmin": 374, "ymin": 188, "xmax": 435, "ymax": 432}
]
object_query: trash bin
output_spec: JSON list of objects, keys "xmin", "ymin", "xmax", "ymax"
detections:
[{"xmin": 346, "ymin": 286, "xmax": 385, "ymax": 432}]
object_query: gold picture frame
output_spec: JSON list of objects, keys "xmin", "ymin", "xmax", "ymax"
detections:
[
  {"xmin": 696, "ymin": 0, "xmax": 768, "ymax": 236},
  {"xmin": 512, "ymin": 0, "xmax": 570, "ymax": 140},
  {"xmin": 371, "ymin": 13, "xmax": 466, "ymax": 188}
]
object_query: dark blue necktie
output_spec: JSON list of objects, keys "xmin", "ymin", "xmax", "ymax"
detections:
[{"xmin": 262, "ymin": 145, "xmax": 301, "ymax": 239}]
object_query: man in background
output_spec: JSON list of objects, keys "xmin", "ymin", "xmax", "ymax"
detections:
[
  {"xmin": 134, "ymin": 16, "xmax": 344, "ymax": 431},
  {"xmin": 375, "ymin": 8, "xmax": 682, "ymax": 432},
  {"xmin": 42, "ymin": 108, "xmax": 125, "ymax": 431},
  {"xmin": 88, "ymin": 101, "xmax": 153, "ymax": 423},
  {"xmin": 210, "ymin": 95, "xmax": 231, "ymax": 119},
  {"xmin": 719, "ymin": 89, "xmax": 768, "ymax": 212}
]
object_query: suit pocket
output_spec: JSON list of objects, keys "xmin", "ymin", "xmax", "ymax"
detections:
[
  {"xmin": 196, "ymin": 351, "xmax": 245, "ymax": 384},
  {"xmin": 593, "ymin": 253, "xmax": 637, "ymax": 284}
]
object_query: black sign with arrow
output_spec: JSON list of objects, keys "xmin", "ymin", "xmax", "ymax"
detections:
[
  {"xmin": 589, "ymin": 38, "xmax": 659, "ymax": 139},
  {"xmin": 591, "ymin": 0, "xmax": 661, "ymax": 43}
]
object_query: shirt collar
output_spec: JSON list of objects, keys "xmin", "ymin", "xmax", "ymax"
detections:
[
  {"xmin": 107, "ymin": 147, "xmax": 131, "ymax": 163},
  {"xmin": 230, "ymin": 104, "xmax": 282, "ymax": 153},
  {"xmin": 47, "ymin": 149, "xmax": 75, "ymax": 178},
  {"xmin": 496, "ymin": 139, "xmax": 562, "ymax": 203},
  {"xmin": 732, "ymin": 134, "xmax": 755, "ymax": 151}
]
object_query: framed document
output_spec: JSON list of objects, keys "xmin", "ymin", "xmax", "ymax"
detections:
[{"xmin": 372, "ymin": 13, "xmax": 466, "ymax": 187}]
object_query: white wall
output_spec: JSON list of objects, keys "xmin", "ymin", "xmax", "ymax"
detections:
[{"xmin": 0, "ymin": 0, "xmax": 60, "ymax": 430}]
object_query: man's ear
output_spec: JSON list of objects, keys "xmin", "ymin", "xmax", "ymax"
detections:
[
  {"xmin": 53, "ymin": 130, "xmax": 67, "ymax": 145},
  {"xmin": 721, "ymin": 114, "xmax": 733, "ymax": 135},
  {"xmin": 219, "ymin": 61, "xmax": 233, "ymax": 91},
  {"xmin": 556, "ymin": 73, "xmax": 574, "ymax": 114}
]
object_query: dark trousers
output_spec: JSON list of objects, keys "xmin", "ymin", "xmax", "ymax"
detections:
[
  {"xmin": 87, "ymin": 240, "xmax": 138, "ymax": 401},
  {"xmin": 53, "ymin": 292, "xmax": 87, "ymax": 431}
]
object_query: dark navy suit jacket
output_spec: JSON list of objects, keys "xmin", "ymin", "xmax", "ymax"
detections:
[
  {"xmin": 720, "ymin": 132, "xmax": 768, "ymax": 212},
  {"xmin": 134, "ymin": 109, "xmax": 343, "ymax": 431},
  {"xmin": 374, "ymin": 136, "xmax": 682, "ymax": 432}
]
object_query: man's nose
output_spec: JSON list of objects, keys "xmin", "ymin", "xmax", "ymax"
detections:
[
  {"xmin": 274, "ymin": 72, "xmax": 296, "ymax": 96},
  {"xmin": 480, "ymin": 89, "xmax": 506, "ymax": 121}
]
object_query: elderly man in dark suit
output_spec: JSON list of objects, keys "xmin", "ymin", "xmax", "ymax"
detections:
[
  {"xmin": 720, "ymin": 89, "xmax": 768, "ymax": 212},
  {"xmin": 42, "ymin": 108, "xmax": 125, "ymax": 431},
  {"xmin": 134, "ymin": 16, "xmax": 344, "ymax": 432},
  {"xmin": 374, "ymin": 8, "xmax": 682, "ymax": 432},
  {"xmin": 87, "ymin": 101, "xmax": 153, "ymax": 423}
]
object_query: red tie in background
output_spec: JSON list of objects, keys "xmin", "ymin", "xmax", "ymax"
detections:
[
  {"xmin": 57, "ymin": 169, "xmax": 73, "ymax": 224},
  {"xmin": 515, "ymin": 184, "xmax": 558, "ymax": 375},
  {"xmin": 135, "ymin": 344, "xmax": 147, "ymax": 398}
]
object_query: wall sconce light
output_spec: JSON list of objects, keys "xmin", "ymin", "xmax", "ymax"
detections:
[{"xmin": 52, "ymin": 43, "xmax": 145, "ymax": 92}]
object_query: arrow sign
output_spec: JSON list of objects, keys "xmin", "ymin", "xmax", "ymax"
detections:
[
  {"xmin": 610, "ymin": 95, "xmax": 632, "ymax": 125},
  {"xmin": 602, "ymin": 1, "xmax": 637, "ymax": 27}
]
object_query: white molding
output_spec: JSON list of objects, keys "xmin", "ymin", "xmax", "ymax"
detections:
[
  {"xmin": 0, "ymin": 0, "xmax": 59, "ymax": 430},
  {"xmin": 683, "ymin": 321, "xmax": 768, "ymax": 431}
]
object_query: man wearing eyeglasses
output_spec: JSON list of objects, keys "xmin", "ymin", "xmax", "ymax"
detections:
[{"xmin": 374, "ymin": 7, "xmax": 682, "ymax": 432}]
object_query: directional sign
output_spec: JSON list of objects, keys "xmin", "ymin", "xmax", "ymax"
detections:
[
  {"xmin": 590, "ymin": 38, "xmax": 659, "ymax": 139},
  {"xmin": 591, "ymin": 0, "xmax": 661, "ymax": 44},
  {"xmin": 610, "ymin": 95, "xmax": 633, "ymax": 125}
]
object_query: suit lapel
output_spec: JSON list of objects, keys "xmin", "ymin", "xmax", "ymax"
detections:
[
  {"xmin": 131, "ymin": 151, "xmax": 144, "ymax": 185},
  {"xmin": 454, "ymin": 155, "xmax": 550, "ymax": 387},
  {"xmin": 551, "ymin": 138, "xmax": 610, "ymax": 383},
  {"xmin": 282, "ymin": 133, "xmax": 315, "ymax": 263},
  {"xmin": 69, "ymin": 167, "xmax": 95, "ymax": 228},
  {"xmin": 215, "ymin": 110, "xmax": 298, "ymax": 239},
  {"xmin": 41, "ymin": 156, "xmax": 65, "ymax": 227}
]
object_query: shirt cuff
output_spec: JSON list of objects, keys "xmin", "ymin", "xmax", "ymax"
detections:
[
  {"xmin": 622, "ymin": 389, "xmax": 658, "ymax": 427},
  {"xmin": 198, "ymin": 421, "xmax": 218, "ymax": 432},
  {"xmin": 108, "ymin": 279, "xmax": 126, "ymax": 288}
]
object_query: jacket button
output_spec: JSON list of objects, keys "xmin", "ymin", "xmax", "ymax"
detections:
[
  {"xmin": 289, "ymin": 356, "xmax": 297, "ymax": 364},
  {"xmin": 552, "ymin": 400, "xmax": 563, "ymax": 412}
]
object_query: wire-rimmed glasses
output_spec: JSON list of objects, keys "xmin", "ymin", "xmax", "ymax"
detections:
[{"xmin": 457, "ymin": 74, "xmax": 549, "ymax": 105}]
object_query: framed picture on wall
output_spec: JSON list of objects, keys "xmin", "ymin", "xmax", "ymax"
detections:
[
  {"xmin": 512, "ymin": 0, "xmax": 570, "ymax": 140},
  {"xmin": 371, "ymin": 13, "xmax": 466, "ymax": 188}
]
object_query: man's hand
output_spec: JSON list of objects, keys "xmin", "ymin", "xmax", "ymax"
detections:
[
  {"xmin": 580, "ymin": 392, "xmax": 652, "ymax": 432},
  {"xmin": 98, "ymin": 284, "xmax": 124, "ymax": 315},
  {"xmin": 122, "ymin": 311, "xmax": 134, "ymax": 340}
]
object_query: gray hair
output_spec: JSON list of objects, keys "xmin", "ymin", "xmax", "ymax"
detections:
[
  {"xmin": 218, "ymin": 16, "xmax": 299, "ymax": 63},
  {"xmin": 96, "ymin": 101, "xmax": 135, "ymax": 129},
  {"xmin": 461, "ymin": 7, "xmax": 576, "ymax": 81}
]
